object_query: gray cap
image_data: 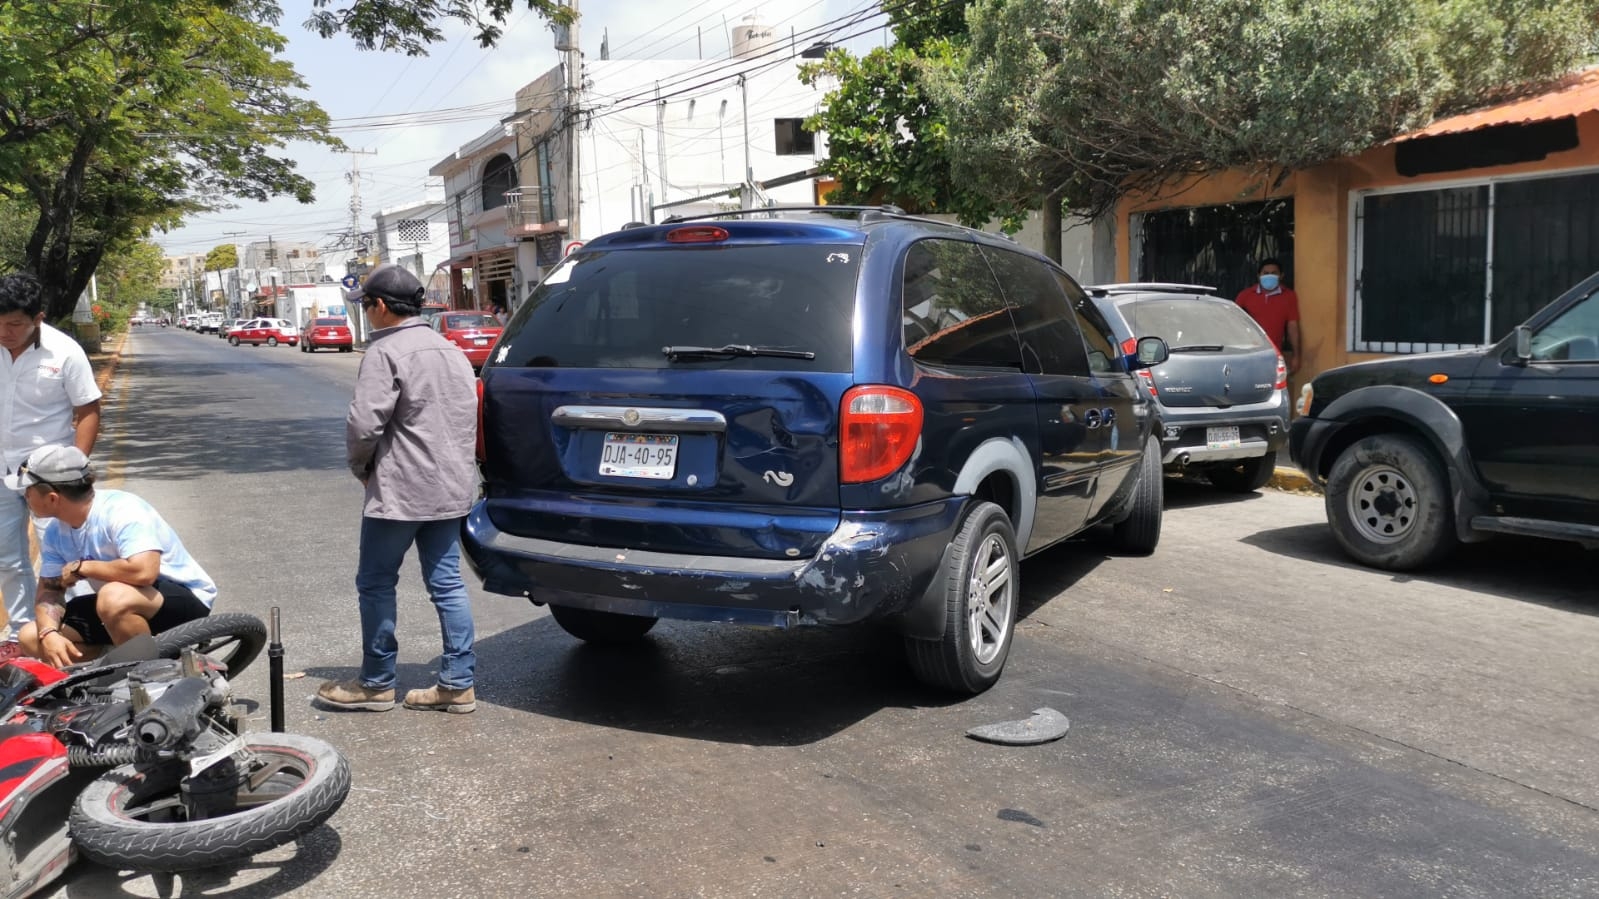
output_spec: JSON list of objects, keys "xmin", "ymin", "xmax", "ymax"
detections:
[
  {"xmin": 345, "ymin": 264, "xmax": 425, "ymax": 309},
  {"xmin": 4, "ymin": 444, "xmax": 91, "ymax": 491}
]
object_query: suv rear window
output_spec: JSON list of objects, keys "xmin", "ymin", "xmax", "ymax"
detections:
[
  {"xmin": 445, "ymin": 313, "xmax": 499, "ymax": 330},
  {"xmin": 495, "ymin": 245, "xmax": 861, "ymax": 371},
  {"xmin": 1118, "ymin": 297, "xmax": 1269, "ymax": 350},
  {"xmin": 313, "ymin": 318, "xmax": 345, "ymax": 327}
]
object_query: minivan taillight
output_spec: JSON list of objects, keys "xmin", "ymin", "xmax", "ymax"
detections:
[
  {"xmin": 840, "ymin": 385, "xmax": 923, "ymax": 484},
  {"xmin": 475, "ymin": 378, "xmax": 486, "ymax": 463}
]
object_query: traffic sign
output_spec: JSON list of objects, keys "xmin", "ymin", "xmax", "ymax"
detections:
[
  {"xmin": 340, "ymin": 274, "xmax": 359, "ymax": 289},
  {"xmin": 563, "ymin": 240, "xmax": 585, "ymax": 257}
]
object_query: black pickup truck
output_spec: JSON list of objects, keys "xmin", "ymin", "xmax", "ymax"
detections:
[{"xmin": 1290, "ymin": 272, "xmax": 1599, "ymax": 571}]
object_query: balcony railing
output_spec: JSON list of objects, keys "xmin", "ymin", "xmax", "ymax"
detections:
[{"xmin": 504, "ymin": 185, "xmax": 563, "ymax": 237}]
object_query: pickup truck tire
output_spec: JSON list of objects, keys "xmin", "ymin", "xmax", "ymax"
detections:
[
  {"xmin": 1324, "ymin": 433, "xmax": 1455, "ymax": 571},
  {"xmin": 1208, "ymin": 451, "xmax": 1276, "ymax": 493},
  {"xmin": 548, "ymin": 605, "xmax": 657, "ymax": 643},
  {"xmin": 904, "ymin": 501, "xmax": 1017, "ymax": 695},
  {"xmin": 1105, "ymin": 436, "xmax": 1163, "ymax": 555}
]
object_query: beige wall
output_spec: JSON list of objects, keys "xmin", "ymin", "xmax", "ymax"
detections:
[{"xmin": 1114, "ymin": 110, "xmax": 1599, "ymax": 388}]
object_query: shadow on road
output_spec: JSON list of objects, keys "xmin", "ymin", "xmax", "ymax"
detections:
[
  {"xmin": 108, "ymin": 354, "xmax": 348, "ymax": 479},
  {"xmin": 1161, "ymin": 476, "xmax": 1267, "ymax": 510},
  {"xmin": 1243, "ymin": 522, "xmax": 1599, "ymax": 613}
]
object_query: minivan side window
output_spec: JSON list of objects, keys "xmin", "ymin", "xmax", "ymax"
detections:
[
  {"xmin": 1054, "ymin": 272, "xmax": 1124, "ymax": 374},
  {"xmin": 901, "ymin": 239, "xmax": 1022, "ymax": 369},
  {"xmin": 981, "ymin": 247, "xmax": 1091, "ymax": 377}
]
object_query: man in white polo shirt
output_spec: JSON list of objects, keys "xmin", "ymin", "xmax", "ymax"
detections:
[{"xmin": 0, "ymin": 273, "xmax": 102, "ymax": 660}]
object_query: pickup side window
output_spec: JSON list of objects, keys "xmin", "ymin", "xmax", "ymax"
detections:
[{"xmin": 1531, "ymin": 287, "xmax": 1599, "ymax": 362}]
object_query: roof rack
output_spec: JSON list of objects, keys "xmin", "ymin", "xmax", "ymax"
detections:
[
  {"xmin": 656, "ymin": 205, "xmax": 952, "ymax": 228},
  {"xmin": 1086, "ymin": 282, "xmax": 1219, "ymax": 296}
]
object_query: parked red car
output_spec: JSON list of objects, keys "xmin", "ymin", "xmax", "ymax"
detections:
[
  {"xmin": 227, "ymin": 318, "xmax": 299, "ymax": 347},
  {"xmin": 301, "ymin": 317, "xmax": 354, "ymax": 353},
  {"xmin": 430, "ymin": 311, "xmax": 503, "ymax": 369}
]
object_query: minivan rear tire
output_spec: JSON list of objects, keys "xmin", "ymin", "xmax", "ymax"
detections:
[
  {"xmin": 547, "ymin": 604, "xmax": 658, "ymax": 643},
  {"xmin": 904, "ymin": 501, "xmax": 1017, "ymax": 695}
]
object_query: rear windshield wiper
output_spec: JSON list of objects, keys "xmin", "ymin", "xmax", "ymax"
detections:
[
  {"xmin": 1167, "ymin": 344, "xmax": 1226, "ymax": 353},
  {"xmin": 662, "ymin": 344, "xmax": 816, "ymax": 361}
]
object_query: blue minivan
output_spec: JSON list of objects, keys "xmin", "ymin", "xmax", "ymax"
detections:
[{"xmin": 463, "ymin": 208, "xmax": 1169, "ymax": 693}]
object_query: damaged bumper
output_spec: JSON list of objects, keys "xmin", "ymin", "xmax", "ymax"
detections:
[{"xmin": 462, "ymin": 498, "xmax": 966, "ymax": 629}]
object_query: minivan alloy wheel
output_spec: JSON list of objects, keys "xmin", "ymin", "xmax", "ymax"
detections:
[{"xmin": 965, "ymin": 534, "xmax": 1014, "ymax": 666}]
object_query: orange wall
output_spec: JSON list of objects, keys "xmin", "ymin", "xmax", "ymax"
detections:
[{"xmin": 1115, "ymin": 110, "xmax": 1599, "ymax": 389}]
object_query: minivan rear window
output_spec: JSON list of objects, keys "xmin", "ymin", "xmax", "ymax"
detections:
[
  {"xmin": 493, "ymin": 244, "xmax": 861, "ymax": 371},
  {"xmin": 1118, "ymin": 297, "xmax": 1270, "ymax": 350}
]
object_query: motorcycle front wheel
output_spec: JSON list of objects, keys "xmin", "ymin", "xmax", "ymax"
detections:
[
  {"xmin": 69, "ymin": 732, "xmax": 350, "ymax": 872},
  {"xmin": 153, "ymin": 612, "xmax": 267, "ymax": 675}
]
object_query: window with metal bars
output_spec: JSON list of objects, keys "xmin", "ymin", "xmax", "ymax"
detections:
[
  {"xmin": 1354, "ymin": 170, "xmax": 1599, "ymax": 352},
  {"xmin": 396, "ymin": 220, "xmax": 429, "ymax": 243},
  {"xmin": 1133, "ymin": 199, "xmax": 1294, "ymax": 303}
]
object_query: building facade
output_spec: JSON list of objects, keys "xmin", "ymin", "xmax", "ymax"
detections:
[{"xmin": 374, "ymin": 199, "xmax": 452, "ymax": 304}]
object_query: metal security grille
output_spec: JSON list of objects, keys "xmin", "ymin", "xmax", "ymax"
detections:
[
  {"xmin": 396, "ymin": 219, "xmax": 429, "ymax": 243},
  {"xmin": 1355, "ymin": 169, "xmax": 1599, "ymax": 351},
  {"xmin": 1134, "ymin": 199, "xmax": 1294, "ymax": 302}
]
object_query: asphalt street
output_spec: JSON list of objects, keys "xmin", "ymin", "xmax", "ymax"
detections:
[{"xmin": 43, "ymin": 327, "xmax": 1599, "ymax": 899}]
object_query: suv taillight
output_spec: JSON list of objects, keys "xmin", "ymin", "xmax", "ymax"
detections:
[
  {"xmin": 475, "ymin": 379, "xmax": 486, "ymax": 463},
  {"xmin": 840, "ymin": 386, "xmax": 923, "ymax": 484},
  {"xmin": 1136, "ymin": 368, "xmax": 1158, "ymax": 395},
  {"xmin": 1275, "ymin": 355, "xmax": 1289, "ymax": 391}
]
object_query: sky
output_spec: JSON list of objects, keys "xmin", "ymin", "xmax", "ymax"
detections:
[{"xmin": 156, "ymin": 0, "xmax": 889, "ymax": 256}]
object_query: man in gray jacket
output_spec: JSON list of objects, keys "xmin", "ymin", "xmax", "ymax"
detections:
[{"xmin": 316, "ymin": 264, "xmax": 480, "ymax": 714}]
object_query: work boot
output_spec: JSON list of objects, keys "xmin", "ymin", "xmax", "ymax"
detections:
[
  {"xmin": 403, "ymin": 684, "xmax": 476, "ymax": 714},
  {"xmin": 315, "ymin": 679, "xmax": 395, "ymax": 712}
]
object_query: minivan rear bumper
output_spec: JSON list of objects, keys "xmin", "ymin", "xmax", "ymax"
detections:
[{"xmin": 462, "ymin": 497, "xmax": 967, "ymax": 629}]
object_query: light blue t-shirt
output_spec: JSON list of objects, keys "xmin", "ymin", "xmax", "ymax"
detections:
[{"xmin": 38, "ymin": 488, "xmax": 217, "ymax": 607}]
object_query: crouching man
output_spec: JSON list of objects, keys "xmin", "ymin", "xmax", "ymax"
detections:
[{"xmin": 8, "ymin": 445, "xmax": 216, "ymax": 667}]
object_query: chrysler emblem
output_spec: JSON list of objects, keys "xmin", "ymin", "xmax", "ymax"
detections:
[{"xmin": 622, "ymin": 409, "xmax": 641, "ymax": 426}]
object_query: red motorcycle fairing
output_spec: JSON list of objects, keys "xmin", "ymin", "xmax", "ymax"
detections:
[{"xmin": 0, "ymin": 729, "xmax": 75, "ymax": 899}]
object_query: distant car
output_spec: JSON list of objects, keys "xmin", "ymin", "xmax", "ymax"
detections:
[
  {"xmin": 429, "ymin": 311, "xmax": 502, "ymax": 369},
  {"xmin": 216, "ymin": 319, "xmax": 237, "ymax": 338},
  {"xmin": 198, "ymin": 313, "xmax": 223, "ymax": 334},
  {"xmin": 178, "ymin": 315, "xmax": 197, "ymax": 330},
  {"xmin": 227, "ymin": 318, "xmax": 299, "ymax": 347},
  {"xmin": 1088, "ymin": 283, "xmax": 1290, "ymax": 492},
  {"xmin": 301, "ymin": 317, "xmax": 354, "ymax": 353}
]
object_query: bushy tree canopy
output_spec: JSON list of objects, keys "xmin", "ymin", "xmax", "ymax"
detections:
[
  {"xmin": 305, "ymin": 0, "xmax": 572, "ymax": 55},
  {"xmin": 0, "ymin": 0, "xmax": 335, "ymax": 320},
  {"xmin": 937, "ymin": 0, "xmax": 1599, "ymax": 215},
  {"xmin": 205, "ymin": 244, "xmax": 240, "ymax": 272}
]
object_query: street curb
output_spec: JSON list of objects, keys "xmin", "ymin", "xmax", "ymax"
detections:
[
  {"xmin": 1269, "ymin": 466, "xmax": 1320, "ymax": 495},
  {"xmin": 95, "ymin": 328, "xmax": 130, "ymax": 393}
]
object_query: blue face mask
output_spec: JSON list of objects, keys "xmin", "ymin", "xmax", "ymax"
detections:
[{"xmin": 1259, "ymin": 273, "xmax": 1280, "ymax": 291}]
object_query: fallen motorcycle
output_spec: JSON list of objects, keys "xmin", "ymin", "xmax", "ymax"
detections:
[{"xmin": 0, "ymin": 613, "xmax": 349, "ymax": 898}]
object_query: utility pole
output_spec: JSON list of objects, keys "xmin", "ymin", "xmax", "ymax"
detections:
[
  {"xmin": 558, "ymin": 0, "xmax": 582, "ymax": 240},
  {"xmin": 739, "ymin": 74, "xmax": 753, "ymax": 209},
  {"xmin": 344, "ymin": 149, "xmax": 378, "ymax": 267}
]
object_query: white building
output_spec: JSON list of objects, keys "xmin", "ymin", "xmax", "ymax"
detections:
[
  {"xmin": 432, "ymin": 21, "xmax": 828, "ymax": 312},
  {"xmin": 373, "ymin": 198, "xmax": 452, "ymax": 303}
]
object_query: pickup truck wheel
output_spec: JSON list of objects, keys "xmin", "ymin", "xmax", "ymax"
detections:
[
  {"xmin": 547, "ymin": 605, "xmax": 657, "ymax": 643},
  {"xmin": 1105, "ymin": 436, "xmax": 1163, "ymax": 555},
  {"xmin": 904, "ymin": 501, "xmax": 1017, "ymax": 695},
  {"xmin": 1208, "ymin": 451, "xmax": 1276, "ymax": 493},
  {"xmin": 1325, "ymin": 433, "xmax": 1454, "ymax": 570}
]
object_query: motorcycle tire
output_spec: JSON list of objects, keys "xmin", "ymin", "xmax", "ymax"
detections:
[
  {"xmin": 153, "ymin": 613, "xmax": 267, "ymax": 676},
  {"xmin": 69, "ymin": 732, "xmax": 351, "ymax": 873}
]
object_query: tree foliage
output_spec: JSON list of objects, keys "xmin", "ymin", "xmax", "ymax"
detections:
[
  {"xmin": 206, "ymin": 244, "xmax": 240, "ymax": 272},
  {"xmin": 0, "ymin": 0, "xmax": 335, "ymax": 321},
  {"xmin": 304, "ymin": 0, "xmax": 572, "ymax": 55},
  {"xmin": 937, "ymin": 0, "xmax": 1599, "ymax": 215},
  {"xmin": 801, "ymin": 2, "xmax": 1023, "ymax": 227}
]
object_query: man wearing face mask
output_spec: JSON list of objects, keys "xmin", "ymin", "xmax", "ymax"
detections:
[{"xmin": 1235, "ymin": 258, "xmax": 1301, "ymax": 375}]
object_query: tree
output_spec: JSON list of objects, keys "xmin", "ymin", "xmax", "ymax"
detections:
[
  {"xmin": 95, "ymin": 239, "xmax": 166, "ymax": 331},
  {"xmin": 938, "ymin": 0, "xmax": 1599, "ymax": 222},
  {"xmin": 0, "ymin": 0, "xmax": 335, "ymax": 322},
  {"xmin": 206, "ymin": 244, "xmax": 240, "ymax": 272},
  {"xmin": 304, "ymin": 0, "xmax": 572, "ymax": 54},
  {"xmin": 801, "ymin": 2, "xmax": 1023, "ymax": 228}
]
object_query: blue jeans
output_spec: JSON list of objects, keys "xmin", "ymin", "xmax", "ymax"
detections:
[
  {"xmin": 356, "ymin": 516, "xmax": 475, "ymax": 691},
  {"xmin": 0, "ymin": 490, "xmax": 34, "ymax": 635}
]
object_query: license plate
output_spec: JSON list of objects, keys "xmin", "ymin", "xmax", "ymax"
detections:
[
  {"xmin": 599, "ymin": 432, "xmax": 678, "ymax": 479},
  {"xmin": 1206, "ymin": 426, "xmax": 1242, "ymax": 450},
  {"xmin": 473, "ymin": 338, "xmax": 489, "ymax": 346}
]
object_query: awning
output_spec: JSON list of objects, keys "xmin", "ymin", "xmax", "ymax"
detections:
[{"xmin": 1395, "ymin": 67, "xmax": 1599, "ymax": 142}]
